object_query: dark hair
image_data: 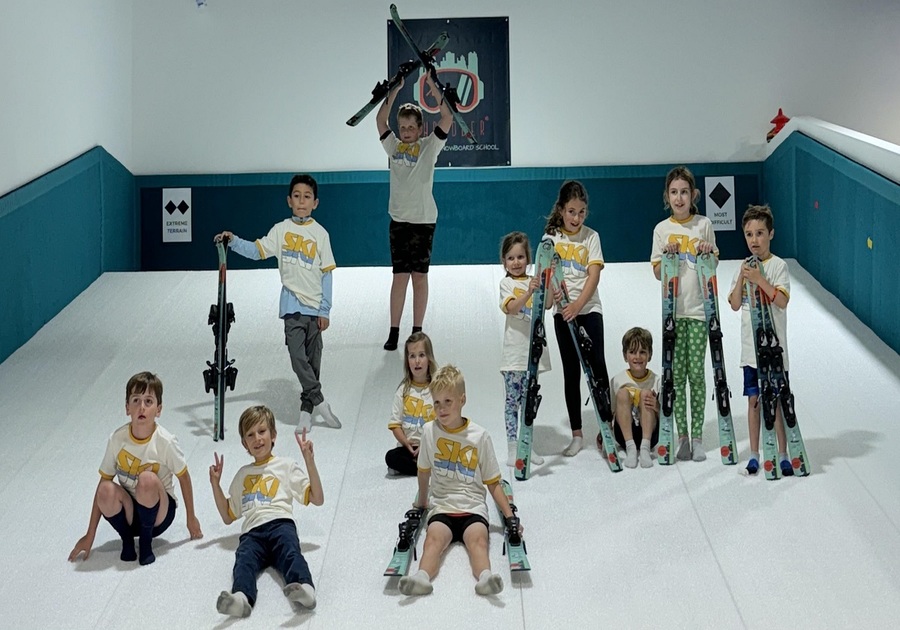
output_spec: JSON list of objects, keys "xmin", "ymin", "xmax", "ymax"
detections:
[
  {"xmin": 289, "ymin": 174, "xmax": 318, "ymax": 199},
  {"xmin": 663, "ymin": 166, "xmax": 699, "ymax": 215},
  {"xmin": 544, "ymin": 180, "xmax": 589, "ymax": 236},
  {"xmin": 621, "ymin": 327, "xmax": 653, "ymax": 357},
  {"xmin": 742, "ymin": 204, "xmax": 774, "ymax": 231},
  {"xmin": 397, "ymin": 103, "xmax": 423, "ymax": 127},
  {"xmin": 499, "ymin": 231, "xmax": 532, "ymax": 271},
  {"xmin": 126, "ymin": 372, "xmax": 163, "ymax": 405}
]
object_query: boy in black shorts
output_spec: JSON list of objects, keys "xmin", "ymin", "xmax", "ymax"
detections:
[
  {"xmin": 399, "ymin": 365, "xmax": 519, "ymax": 596},
  {"xmin": 376, "ymin": 73, "xmax": 453, "ymax": 350}
]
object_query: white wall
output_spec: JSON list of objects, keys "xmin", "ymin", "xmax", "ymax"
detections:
[
  {"xmin": 0, "ymin": 0, "xmax": 132, "ymax": 196},
  {"xmin": 131, "ymin": 0, "xmax": 900, "ymax": 175}
]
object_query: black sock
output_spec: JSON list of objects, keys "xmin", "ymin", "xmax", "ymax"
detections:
[
  {"xmin": 411, "ymin": 326, "xmax": 422, "ymax": 334},
  {"xmin": 104, "ymin": 509, "xmax": 137, "ymax": 562},
  {"xmin": 135, "ymin": 500, "xmax": 160, "ymax": 565},
  {"xmin": 384, "ymin": 327, "xmax": 400, "ymax": 351}
]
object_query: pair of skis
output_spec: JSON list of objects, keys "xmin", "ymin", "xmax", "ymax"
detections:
[
  {"xmin": 657, "ymin": 252, "xmax": 737, "ymax": 465},
  {"xmin": 514, "ymin": 240, "xmax": 555, "ymax": 481},
  {"xmin": 384, "ymin": 482, "xmax": 531, "ymax": 577},
  {"xmin": 745, "ymin": 256, "xmax": 810, "ymax": 479},
  {"xmin": 550, "ymin": 257, "xmax": 622, "ymax": 473},
  {"xmin": 347, "ymin": 4, "xmax": 478, "ymax": 143},
  {"xmin": 203, "ymin": 238, "xmax": 238, "ymax": 441}
]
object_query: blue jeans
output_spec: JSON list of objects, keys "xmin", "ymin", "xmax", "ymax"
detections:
[{"xmin": 232, "ymin": 518, "xmax": 313, "ymax": 606}]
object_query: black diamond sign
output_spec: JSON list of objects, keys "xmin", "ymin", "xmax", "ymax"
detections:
[
  {"xmin": 165, "ymin": 201, "xmax": 177, "ymax": 214},
  {"xmin": 177, "ymin": 201, "xmax": 189, "ymax": 214},
  {"xmin": 709, "ymin": 183, "xmax": 732, "ymax": 209}
]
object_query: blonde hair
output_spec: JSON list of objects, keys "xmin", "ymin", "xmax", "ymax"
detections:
[
  {"xmin": 238, "ymin": 405, "xmax": 277, "ymax": 439},
  {"xmin": 430, "ymin": 364, "xmax": 466, "ymax": 396},
  {"xmin": 400, "ymin": 332, "xmax": 439, "ymax": 396}
]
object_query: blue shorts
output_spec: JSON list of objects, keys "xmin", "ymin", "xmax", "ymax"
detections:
[{"xmin": 743, "ymin": 366, "xmax": 789, "ymax": 397}]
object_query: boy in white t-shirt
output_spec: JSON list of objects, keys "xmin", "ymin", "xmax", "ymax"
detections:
[
  {"xmin": 399, "ymin": 365, "xmax": 519, "ymax": 597},
  {"xmin": 209, "ymin": 405, "xmax": 324, "ymax": 617},
  {"xmin": 376, "ymin": 73, "xmax": 453, "ymax": 351},
  {"xmin": 610, "ymin": 328, "xmax": 661, "ymax": 469}
]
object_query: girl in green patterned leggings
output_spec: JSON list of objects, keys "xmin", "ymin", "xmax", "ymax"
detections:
[{"xmin": 650, "ymin": 166, "xmax": 719, "ymax": 462}]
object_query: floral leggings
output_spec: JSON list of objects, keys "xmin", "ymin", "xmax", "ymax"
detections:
[
  {"xmin": 502, "ymin": 370, "xmax": 528, "ymax": 442},
  {"xmin": 674, "ymin": 318, "xmax": 707, "ymax": 438}
]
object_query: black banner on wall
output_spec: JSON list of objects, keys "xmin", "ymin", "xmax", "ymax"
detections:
[{"xmin": 388, "ymin": 16, "xmax": 510, "ymax": 167}]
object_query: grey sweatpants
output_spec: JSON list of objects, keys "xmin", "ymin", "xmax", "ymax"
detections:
[{"xmin": 284, "ymin": 313, "xmax": 323, "ymax": 412}]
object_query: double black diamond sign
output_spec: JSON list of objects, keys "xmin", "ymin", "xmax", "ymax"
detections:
[{"xmin": 165, "ymin": 200, "xmax": 190, "ymax": 215}]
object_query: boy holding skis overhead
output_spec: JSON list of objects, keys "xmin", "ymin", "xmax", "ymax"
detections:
[
  {"xmin": 376, "ymin": 73, "xmax": 453, "ymax": 351},
  {"xmin": 727, "ymin": 204, "xmax": 792, "ymax": 477},
  {"xmin": 215, "ymin": 174, "xmax": 341, "ymax": 434},
  {"xmin": 399, "ymin": 365, "xmax": 517, "ymax": 597}
]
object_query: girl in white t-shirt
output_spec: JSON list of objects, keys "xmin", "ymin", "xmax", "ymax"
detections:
[
  {"xmin": 385, "ymin": 332, "xmax": 438, "ymax": 475},
  {"xmin": 499, "ymin": 232, "xmax": 551, "ymax": 466},
  {"xmin": 650, "ymin": 166, "xmax": 718, "ymax": 462},
  {"xmin": 544, "ymin": 181, "xmax": 611, "ymax": 457}
]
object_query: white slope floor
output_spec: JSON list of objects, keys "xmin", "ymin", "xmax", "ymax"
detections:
[{"xmin": 1, "ymin": 260, "xmax": 899, "ymax": 629}]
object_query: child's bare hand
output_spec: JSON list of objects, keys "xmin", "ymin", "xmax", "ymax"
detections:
[
  {"xmin": 187, "ymin": 515, "xmax": 203, "ymax": 540},
  {"xmin": 318, "ymin": 316, "xmax": 330, "ymax": 332},
  {"xmin": 209, "ymin": 452, "xmax": 224, "ymax": 484},
  {"xmin": 741, "ymin": 263, "xmax": 764, "ymax": 286},
  {"xmin": 560, "ymin": 302, "xmax": 579, "ymax": 322},
  {"xmin": 406, "ymin": 442, "xmax": 419, "ymax": 457},
  {"xmin": 214, "ymin": 231, "xmax": 233, "ymax": 243},
  {"xmin": 696, "ymin": 241, "xmax": 715, "ymax": 254},
  {"xmin": 663, "ymin": 242, "xmax": 680, "ymax": 254},
  {"xmin": 642, "ymin": 390, "xmax": 659, "ymax": 412},
  {"xmin": 68, "ymin": 535, "xmax": 93, "ymax": 562},
  {"xmin": 296, "ymin": 428, "xmax": 314, "ymax": 459}
]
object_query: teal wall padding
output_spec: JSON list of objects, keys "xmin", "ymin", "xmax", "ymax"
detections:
[
  {"xmin": 765, "ymin": 132, "xmax": 900, "ymax": 354},
  {"xmin": 137, "ymin": 162, "xmax": 763, "ymax": 271},
  {"xmin": 0, "ymin": 147, "xmax": 137, "ymax": 363}
]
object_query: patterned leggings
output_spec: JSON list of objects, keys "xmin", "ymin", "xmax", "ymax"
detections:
[
  {"xmin": 502, "ymin": 371, "xmax": 528, "ymax": 442},
  {"xmin": 674, "ymin": 318, "xmax": 707, "ymax": 438}
]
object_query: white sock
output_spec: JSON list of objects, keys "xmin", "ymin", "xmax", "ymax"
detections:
[
  {"xmin": 691, "ymin": 438, "xmax": 706, "ymax": 462},
  {"xmin": 624, "ymin": 440, "xmax": 638, "ymax": 468},
  {"xmin": 563, "ymin": 436, "xmax": 583, "ymax": 457},
  {"xmin": 295, "ymin": 409, "xmax": 312, "ymax": 435},
  {"xmin": 313, "ymin": 401, "xmax": 342, "ymax": 428},
  {"xmin": 283, "ymin": 582, "xmax": 316, "ymax": 609},
  {"xmin": 507, "ymin": 442, "xmax": 517, "ymax": 467},
  {"xmin": 676, "ymin": 436, "xmax": 692, "ymax": 461},
  {"xmin": 399, "ymin": 569, "xmax": 433, "ymax": 596},
  {"xmin": 639, "ymin": 440, "xmax": 653, "ymax": 468},
  {"xmin": 217, "ymin": 590, "xmax": 251, "ymax": 618},
  {"xmin": 475, "ymin": 569, "xmax": 504, "ymax": 595}
]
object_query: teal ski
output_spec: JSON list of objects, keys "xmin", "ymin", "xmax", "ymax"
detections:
[
  {"xmin": 497, "ymin": 480, "xmax": 530, "ymax": 571},
  {"xmin": 384, "ymin": 494, "xmax": 427, "ymax": 576},
  {"xmin": 656, "ymin": 252, "xmax": 679, "ymax": 465},
  {"xmin": 696, "ymin": 253, "xmax": 737, "ymax": 465}
]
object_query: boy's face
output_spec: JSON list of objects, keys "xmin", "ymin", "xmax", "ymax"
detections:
[
  {"xmin": 397, "ymin": 115, "xmax": 422, "ymax": 143},
  {"xmin": 241, "ymin": 421, "xmax": 276, "ymax": 461},
  {"xmin": 125, "ymin": 388, "xmax": 161, "ymax": 433},
  {"xmin": 431, "ymin": 387, "xmax": 466, "ymax": 428},
  {"xmin": 286, "ymin": 183, "xmax": 319, "ymax": 219},
  {"xmin": 625, "ymin": 346, "xmax": 651, "ymax": 377},
  {"xmin": 743, "ymin": 219, "xmax": 773, "ymax": 259}
]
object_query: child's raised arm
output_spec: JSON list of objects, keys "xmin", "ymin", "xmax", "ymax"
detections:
[
  {"xmin": 296, "ymin": 429, "xmax": 325, "ymax": 506},
  {"xmin": 209, "ymin": 452, "xmax": 236, "ymax": 525}
]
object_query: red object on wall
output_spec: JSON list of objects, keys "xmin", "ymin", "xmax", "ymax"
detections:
[{"xmin": 767, "ymin": 108, "xmax": 790, "ymax": 142}]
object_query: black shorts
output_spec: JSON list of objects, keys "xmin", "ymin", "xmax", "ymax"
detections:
[
  {"xmin": 613, "ymin": 415, "xmax": 660, "ymax": 450},
  {"xmin": 427, "ymin": 513, "xmax": 489, "ymax": 544},
  {"xmin": 389, "ymin": 220, "xmax": 435, "ymax": 274},
  {"xmin": 128, "ymin": 492, "xmax": 177, "ymax": 537}
]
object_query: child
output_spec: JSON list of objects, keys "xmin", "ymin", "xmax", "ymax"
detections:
[
  {"xmin": 544, "ymin": 180, "xmax": 611, "ymax": 457},
  {"xmin": 209, "ymin": 405, "xmax": 324, "ymax": 617},
  {"xmin": 215, "ymin": 174, "xmax": 340, "ymax": 433},
  {"xmin": 650, "ymin": 166, "xmax": 718, "ymax": 462},
  {"xmin": 727, "ymin": 204, "xmax": 792, "ymax": 477},
  {"xmin": 399, "ymin": 365, "xmax": 517, "ymax": 597},
  {"xmin": 375, "ymin": 72, "xmax": 453, "ymax": 351},
  {"xmin": 68, "ymin": 372, "xmax": 202, "ymax": 566},
  {"xmin": 499, "ymin": 231, "xmax": 551, "ymax": 466},
  {"xmin": 611, "ymin": 328, "xmax": 661, "ymax": 469},
  {"xmin": 385, "ymin": 332, "xmax": 438, "ymax": 476}
]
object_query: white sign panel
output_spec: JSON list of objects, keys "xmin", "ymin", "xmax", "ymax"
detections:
[
  {"xmin": 162, "ymin": 188, "xmax": 192, "ymax": 243},
  {"xmin": 704, "ymin": 176, "xmax": 735, "ymax": 231}
]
